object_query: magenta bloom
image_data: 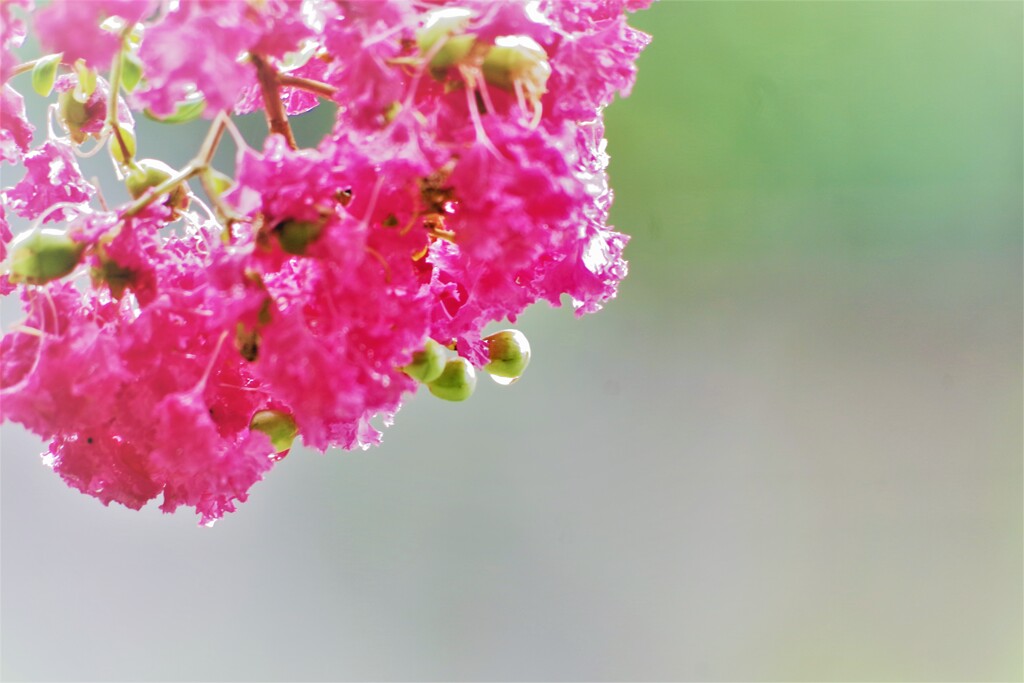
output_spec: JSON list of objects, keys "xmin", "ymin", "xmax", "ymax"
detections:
[
  {"xmin": 0, "ymin": 0, "xmax": 652, "ymax": 524},
  {"xmin": 0, "ymin": 84, "xmax": 33, "ymax": 163},
  {"xmin": 3, "ymin": 140, "xmax": 94, "ymax": 222},
  {"xmin": 137, "ymin": 0, "xmax": 312, "ymax": 116},
  {"xmin": 34, "ymin": 0, "xmax": 156, "ymax": 69},
  {"xmin": 1, "ymin": 0, "xmax": 32, "ymax": 84}
]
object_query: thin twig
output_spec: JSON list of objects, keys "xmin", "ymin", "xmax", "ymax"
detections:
[
  {"xmin": 122, "ymin": 114, "xmax": 230, "ymax": 218},
  {"xmin": 278, "ymin": 73, "xmax": 338, "ymax": 99},
  {"xmin": 251, "ymin": 54, "xmax": 297, "ymax": 150},
  {"xmin": 106, "ymin": 27, "xmax": 134, "ymax": 165}
]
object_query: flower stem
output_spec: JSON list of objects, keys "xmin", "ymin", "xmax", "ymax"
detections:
[
  {"xmin": 106, "ymin": 28, "xmax": 134, "ymax": 165},
  {"xmin": 251, "ymin": 54, "xmax": 297, "ymax": 150},
  {"xmin": 197, "ymin": 111, "xmax": 230, "ymax": 166}
]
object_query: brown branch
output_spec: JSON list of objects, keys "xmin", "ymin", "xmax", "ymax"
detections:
[
  {"xmin": 251, "ymin": 54, "xmax": 297, "ymax": 150},
  {"xmin": 278, "ymin": 73, "xmax": 338, "ymax": 99},
  {"xmin": 9, "ymin": 56, "xmax": 52, "ymax": 78}
]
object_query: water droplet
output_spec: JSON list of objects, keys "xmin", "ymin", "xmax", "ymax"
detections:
[{"xmin": 490, "ymin": 373, "xmax": 519, "ymax": 386}]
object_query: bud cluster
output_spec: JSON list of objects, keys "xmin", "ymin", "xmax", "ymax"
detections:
[{"xmin": 0, "ymin": 0, "xmax": 652, "ymax": 524}]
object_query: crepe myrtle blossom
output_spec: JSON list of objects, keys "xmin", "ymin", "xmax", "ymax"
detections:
[{"xmin": 0, "ymin": 0, "xmax": 652, "ymax": 525}]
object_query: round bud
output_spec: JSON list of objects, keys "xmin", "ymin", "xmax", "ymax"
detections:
[
  {"xmin": 125, "ymin": 158, "xmax": 173, "ymax": 197},
  {"xmin": 125, "ymin": 158, "xmax": 189, "ymax": 210},
  {"xmin": 428, "ymin": 34, "xmax": 476, "ymax": 79},
  {"xmin": 427, "ymin": 357, "xmax": 477, "ymax": 402},
  {"xmin": 9, "ymin": 229, "xmax": 86, "ymax": 285},
  {"xmin": 482, "ymin": 36, "xmax": 551, "ymax": 93},
  {"xmin": 417, "ymin": 8, "xmax": 477, "ymax": 79},
  {"xmin": 417, "ymin": 7, "xmax": 472, "ymax": 53},
  {"xmin": 273, "ymin": 219, "xmax": 324, "ymax": 256},
  {"xmin": 57, "ymin": 89, "xmax": 91, "ymax": 143},
  {"xmin": 483, "ymin": 329, "xmax": 531, "ymax": 379},
  {"xmin": 402, "ymin": 338, "xmax": 447, "ymax": 383},
  {"xmin": 249, "ymin": 409, "xmax": 298, "ymax": 454}
]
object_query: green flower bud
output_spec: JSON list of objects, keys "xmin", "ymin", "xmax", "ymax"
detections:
[
  {"xmin": 9, "ymin": 230, "xmax": 86, "ymax": 285},
  {"xmin": 125, "ymin": 158, "xmax": 173, "ymax": 197},
  {"xmin": 249, "ymin": 409, "xmax": 298, "ymax": 454},
  {"xmin": 417, "ymin": 7, "xmax": 472, "ymax": 52},
  {"xmin": 125, "ymin": 158, "xmax": 189, "ymax": 210},
  {"xmin": 481, "ymin": 36, "xmax": 551, "ymax": 93},
  {"xmin": 273, "ymin": 219, "xmax": 324, "ymax": 256},
  {"xmin": 57, "ymin": 89, "xmax": 91, "ymax": 144},
  {"xmin": 417, "ymin": 8, "xmax": 477, "ymax": 79},
  {"xmin": 402, "ymin": 338, "xmax": 447, "ymax": 383},
  {"xmin": 427, "ymin": 357, "xmax": 477, "ymax": 402},
  {"xmin": 483, "ymin": 329, "xmax": 531, "ymax": 379}
]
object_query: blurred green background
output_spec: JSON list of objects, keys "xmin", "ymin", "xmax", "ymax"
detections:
[{"xmin": 2, "ymin": 2, "xmax": 1021, "ymax": 680}]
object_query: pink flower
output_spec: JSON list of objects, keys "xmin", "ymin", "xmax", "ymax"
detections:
[
  {"xmin": 137, "ymin": 0, "xmax": 312, "ymax": 117},
  {"xmin": 247, "ymin": 0, "xmax": 314, "ymax": 59},
  {"xmin": 0, "ymin": 203, "xmax": 12, "ymax": 262},
  {"xmin": 1, "ymin": 0, "xmax": 32, "ymax": 84},
  {"xmin": 0, "ymin": 283, "xmax": 127, "ymax": 439},
  {"xmin": 0, "ymin": 0, "xmax": 653, "ymax": 524},
  {"xmin": 136, "ymin": 1, "xmax": 257, "ymax": 116},
  {"xmin": 2, "ymin": 229, "xmax": 280, "ymax": 522},
  {"xmin": 221, "ymin": 135, "xmax": 432, "ymax": 450},
  {"xmin": 3, "ymin": 140, "xmax": 94, "ymax": 222},
  {"xmin": 545, "ymin": 12, "xmax": 652, "ymax": 120},
  {"xmin": 0, "ymin": 84, "xmax": 33, "ymax": 163},
  {"xmin": 52, "ymin": 74, "xmax": 135, "ymax": 142},
  {"xmin": 34, "ymin": 0, "xmax": 156, "ymax": 70},
  {"xmin": 148, "ymin": 390, "xmax": 273, "ymax": 524},
  {"xmin": 320, "ymin": 1, "xmax": 413, "ymax": 130},
  {"xmin": 234, "ymin": 56, "xmax": 330, "ymax": 117}
]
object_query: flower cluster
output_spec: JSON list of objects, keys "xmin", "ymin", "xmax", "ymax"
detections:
[{"xmin": 0, "ymin": 0, "xmax": 652, "ymax": 524}]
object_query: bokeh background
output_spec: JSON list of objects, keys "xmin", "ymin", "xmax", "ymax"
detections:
[{"xmin": 2, "ymin": 2, "xmax": 1021, "ymax": 681}]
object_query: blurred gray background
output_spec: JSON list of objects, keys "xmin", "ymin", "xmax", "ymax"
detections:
[{"xmin": 2, "ymin": 2, "xmax": 1021, "ymax": 681}]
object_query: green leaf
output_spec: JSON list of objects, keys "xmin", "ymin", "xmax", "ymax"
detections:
[
  {"xmin": 143, "ymin": 97, "xmax": 206, "ymax": 124},
  {"xmin": 31, "ymin": 53, "xmax": 62, "ymax": 97},
  {"xmin": 120, "ymin": 52, "xmax": 144, "ymax": 92}
]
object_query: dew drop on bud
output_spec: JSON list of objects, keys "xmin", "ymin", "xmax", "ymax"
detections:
[
  {"xmin": 427, "ymin": 357, "xmax": 477, "ymax": 401},
  {"xmin": 483, "ymin": 329, "xmax": 531, "ymax": 380},
  {"xmin": 249, "ymin": 409, "xmax": 298, "ymax": 455}
]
